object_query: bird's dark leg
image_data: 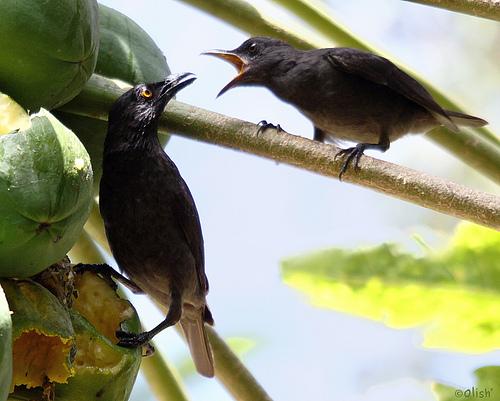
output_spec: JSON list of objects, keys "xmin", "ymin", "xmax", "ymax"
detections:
[
  {"xmin": 313, "ymin": 127, "xmax": 326, "ymax": 143},
  {"xmin": 335, "ymin": 134, "xmax": 390, "ymax": 180},
  {"xmin": 116, "ymin": 290, "xmax": 182, "ymax": 348},
  {"xmin": 256, "ymin": 120, "xmax": 283, "ymax": 135},
  {"xmin": 74, "ymin": 263, "xmax": 144, "ymax": 294}
]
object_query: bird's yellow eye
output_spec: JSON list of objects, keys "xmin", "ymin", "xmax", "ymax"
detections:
[{"xmin": 141, "ymin": 88, "xmax": 153, "ymax": 98}]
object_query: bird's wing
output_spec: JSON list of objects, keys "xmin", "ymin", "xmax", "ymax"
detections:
[
  {"xmin": 325, "ymin": 48, "xmax": 457, "ymax": 131},
  {"xmin": 170, "ymin": 171, "xmax": 209, "ymax": 294}
]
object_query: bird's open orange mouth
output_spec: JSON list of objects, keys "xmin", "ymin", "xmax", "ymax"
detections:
[{"xmin": 202, "ymin": 50, "xmax": 248, "ymax": 96}]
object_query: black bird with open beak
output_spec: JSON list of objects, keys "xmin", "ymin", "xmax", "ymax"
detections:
[
  {"xmin": 99, "ymin": 72, "xmax": 215, "ymax": 377},
  {"xmin": 204, "ymin": 37, "xmax": 487, "ymax": 178}
]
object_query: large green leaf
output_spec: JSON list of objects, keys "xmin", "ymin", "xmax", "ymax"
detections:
[
  {"xmin": 281, "ymin": 223, "xmax": 500, "ymax": 352},
  {"xmin": 433, "ymin": 366, "xmax": 500, "ymax": 401}
]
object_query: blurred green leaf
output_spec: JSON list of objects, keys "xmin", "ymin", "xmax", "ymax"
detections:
[
  {"xmin": 281, "ymin": 223, "xmax": 500, "ymax": 352},
  {"xmin": 226, "ymin": 337, "xmax": 258, "ymax": 356},
  {"xmin": 433, "ymin": 366, "xmax": 500, "ymax": 401}
]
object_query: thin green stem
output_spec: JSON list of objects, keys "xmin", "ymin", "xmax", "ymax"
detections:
[
  {"xmin": 270, "ymin": 0, "xmax": 372, "ymax": 49},
  {"xmin": 68, "ymin": 230, "xmax": 105, "ymax": 264},
  {"xmin": 207, "ymin": 326, "xmax": 272, "ymax": 401},
  {"xmin": 402, "ymin": 0, "xmax": 500, "ymax": 21},
  {"xmin": 176, "ymin": 0, "xmax": 500, "ymax": 183},
  {"xmin": 60, "ymin": 75, "xmax": 500, "ymax": 229},
  {"xmin": 84, "ymin": 201, "xmax": 111, "ymax": 255},
  {"xmin": 140, "ymin": 352, "xmax": 191, "ymax": 401},
  {"xmin": 176, "ymin": 0, "xmax": 318, "ymax": 50}
]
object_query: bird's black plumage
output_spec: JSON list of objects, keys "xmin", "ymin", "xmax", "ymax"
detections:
[
  {"xmin": 99, "ymin": 73, "xmax": 214, "ymax": 377},
  {"xmin": 204, "ymin": 37, "xmax": 487, "ymax": 178}
]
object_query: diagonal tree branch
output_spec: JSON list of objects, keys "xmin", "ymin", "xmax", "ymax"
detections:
[
  {"xmin": 140, "ymin": 352, "xmax": 192, "ymax": 401},
  {"xmin": 206, "ymin": 326, "xmax": 273, "ymax": 401},
  {"xmin": 165, "ymin": 104, "xmax": 500, "ymax": 229},
  {"xmin": 402, "ymin": 0, "xmax": 500, "ymax": 21},
  {"xmin": 177, "ymin": 0, "xmax": 500, "ymax": 184},
  {"xmin": 59, "ymin": 75, "xmax": 500, "ymax": 230}
]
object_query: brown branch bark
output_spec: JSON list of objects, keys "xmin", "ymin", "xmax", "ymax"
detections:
[
  {"xmin": 403, "ymin": 0, "xmax": 500, "ymax": 21},
  {"xmin": 59, "ymin": 75, "xmax": 500, "ymax": 230},
  {"xmin": 162, "ymin": 101, "xmax": 500, "ymax": 230}
]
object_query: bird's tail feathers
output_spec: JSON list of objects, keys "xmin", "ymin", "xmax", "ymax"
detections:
[
  {"xmin": 180, "ymin": 315, "xmax": 214, "ymax": 377},
  {"xmin": 445, "ymin": 110, "xmax": 488, "ymax": 128},
  {"xmin": 430, "ymin": 111, "xmax": 458, "ymax": 133}
]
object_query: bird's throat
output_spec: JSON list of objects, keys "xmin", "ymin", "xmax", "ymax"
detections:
[{"xmin": 104, "ymin": 123, "xmax": 163, "ymax": 156}]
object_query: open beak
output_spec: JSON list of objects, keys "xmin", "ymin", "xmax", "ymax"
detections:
[
  {"xmin": 151, "ymin": 72, "xmax": 197, "ymax": 110},
  {"xmin": 160, "ymin": 72, "xmax": 197, "ymax": 98},
  {"xmin": 202, "ymin": 50, "xmax": 248, "ymax": 97}
]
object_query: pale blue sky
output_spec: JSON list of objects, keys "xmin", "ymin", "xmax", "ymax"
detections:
[{"xmin": 97, "ymin": 1, "xmax": 499, "ymax": 400}]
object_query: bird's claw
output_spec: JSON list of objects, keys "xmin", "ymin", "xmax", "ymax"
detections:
[
  {"xmin": 116, "ymin": 330, "xmax": 150, "ymax": 348},
  {"xmin": 335, "ymin": 145, "xmax": 365, "ymax": 180},
  {"xmin": 74, "ymin": 263, "xmax": 119, "ymax": 291},
  {"xmin": 116, "ymin": 330, "xmax": 154, "ymax": 356},
  {"xmin": 74, "ymin": 263, "xmax": 143, "ymax": 294},
  {"xmin": 142, "ymin": 343, "xmax": 156, "ymax": 357},
  {"xmin": 256, "ymin": 120, "xmax": 283, "ymax": 135}
]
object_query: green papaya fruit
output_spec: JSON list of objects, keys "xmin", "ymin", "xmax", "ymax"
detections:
[
  {"xmin": 0, "ymin": 279, "xmax": 75, "ymax": 391},
  {"xmin": 0, "ymin": 108, "xmax": 93, "ymax": 277},
  {"xmin": 0, "ymin": 0, "xmax": 99, "ymax": 110},
  {"xmin": 56, "ymin": 4, "xmax": 171, "ymax": 194},
  {"xmin": 55, "ymin": 270, "xmax": 142, "ymax": 401},
  {"xmin": 0, "ymin": 284, "xmax": 12, "ymax": 401},
  {"xmin": 96, "ymin": 4, "xmax": 171, "ymax": 83},
  {"xmin": 5, "ymin": 269, "xmax": 141, "ymax": 400}
]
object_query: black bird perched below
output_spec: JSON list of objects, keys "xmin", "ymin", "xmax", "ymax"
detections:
[
  {"xmin": 99, "ymin": 72, "xmax": 215, "ymax": 377},
  {"xmin": 203, "ymin": 37, "xmax": 487, "ymax": 178}
]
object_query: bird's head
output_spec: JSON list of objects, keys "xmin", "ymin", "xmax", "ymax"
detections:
[
  {"xmin": 203, "ymin": 37, "xmax": 292, "ymax": 97},
  {"xmin": 108, "ymin": 72, "xmax": 197, "ymax": 135}
]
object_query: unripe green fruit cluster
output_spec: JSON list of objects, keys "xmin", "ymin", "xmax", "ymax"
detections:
[{"xmin": 0, "ymin": 1, "xmax": 171, "ymax": 400}]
